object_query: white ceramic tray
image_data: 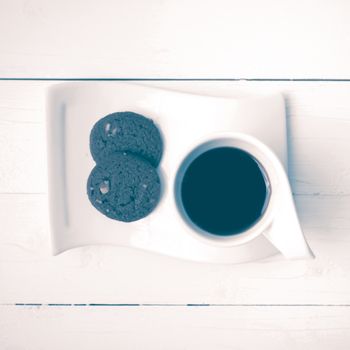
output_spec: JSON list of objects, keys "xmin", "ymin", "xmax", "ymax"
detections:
[{"xmin": 47, "ymin": 82, "xmax": 302, "ymax": 263}]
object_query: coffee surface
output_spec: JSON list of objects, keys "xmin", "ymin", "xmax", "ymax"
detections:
[{"xmin": 180, "ymin": 147, "xmax": 269, "ymax": 236}]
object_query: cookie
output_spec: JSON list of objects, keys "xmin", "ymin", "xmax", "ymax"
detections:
[
  {"xmin": 90, "ymin": 111, "xmax": 163, "ymax": 167},
  {"xmin": 87, "ymin": 152, "xmax": 161, "ymax": 222}
]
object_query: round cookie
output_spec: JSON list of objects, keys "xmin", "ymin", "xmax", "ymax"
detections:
[
  {"xmin": 87, "ymin": 152, "xmax": 161, "ymax": 222},
  {"xmin": 90, "ymin": 111, "xmax": 163, "ymax": 166}
]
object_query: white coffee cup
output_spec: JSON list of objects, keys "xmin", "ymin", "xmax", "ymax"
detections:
[{"xmin": 174, "ymin": 132, "xmax": 314, "ymax": 259}]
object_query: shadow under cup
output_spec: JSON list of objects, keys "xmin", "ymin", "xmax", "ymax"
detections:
[{"xmin": 175, "ymin": 138, "xmax": 272, "ymax": 240}]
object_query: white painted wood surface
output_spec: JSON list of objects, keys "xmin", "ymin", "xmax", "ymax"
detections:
[
  {"xmin": 1, "ymin": 81, "xmax": 350, "ymax": 349},
  {"xmin": 1, "ymin": 80, "xmax": 350, "ymax": 306},
  {"xmin": 1, "ymin": 0, "xmax": 350, "ymax": 79},
  {"xmin": 1, "ymin": 0, "xmax": 350, "ymax": 347},
  {"xmin": 2, "ymin": 306, "xmax": 350, "ymax": 350}
]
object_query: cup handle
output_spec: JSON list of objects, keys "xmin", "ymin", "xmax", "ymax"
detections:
[{"xmin": 263, "ymin": 172, "xmax": 315, "ymax": 260}]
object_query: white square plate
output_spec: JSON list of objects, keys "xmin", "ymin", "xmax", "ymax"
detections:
[{"xmin": 47, "ymin": 82, "xmax": 285, "ymax": 263}]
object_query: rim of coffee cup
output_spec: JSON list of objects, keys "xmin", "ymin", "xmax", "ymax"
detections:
[{"xmin": 174, "ymin": 132, "xmax": 281, "ymax": 247}]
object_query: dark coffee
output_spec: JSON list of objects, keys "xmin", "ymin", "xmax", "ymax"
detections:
[{"xmin": 180, "ymin": 147, "xmax": 270, "ymax": 236}]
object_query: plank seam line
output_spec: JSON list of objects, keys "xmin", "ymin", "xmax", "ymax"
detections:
[
  {"xmin": 2, "ymin": 193, "xmax": 350, "ymax": 197},
  {"xmin": 1, "ymin": 78, "xmax": 350, "ymax": 82},
  {"xmin": 6, "ymin": 303, "xmax": 350, "ymax": 307}
]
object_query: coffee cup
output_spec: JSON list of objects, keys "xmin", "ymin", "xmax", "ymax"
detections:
[{"xmin": 175, "ymin": 132, "xmax": 314, "ymax": 259}]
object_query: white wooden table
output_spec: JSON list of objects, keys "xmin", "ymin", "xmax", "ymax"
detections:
[{"xmin": 1, "ymin": 1, "xmax": 350, "ymax": 349}]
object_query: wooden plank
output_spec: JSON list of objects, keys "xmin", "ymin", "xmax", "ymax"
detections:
[
  {"xmin": 1, "ymin": 194, "xmax": 350, "ymax": 304},
  {"xmin": 1, "ymin": 80, "xmax": 350, "ymax": 195},
  {"xmin": 1, "ymin": 305, "xmax": 350, "ymax": 349},
  {"xmin": 0, "ymin": 0, "xmax": 350, "ymax": 78}
]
